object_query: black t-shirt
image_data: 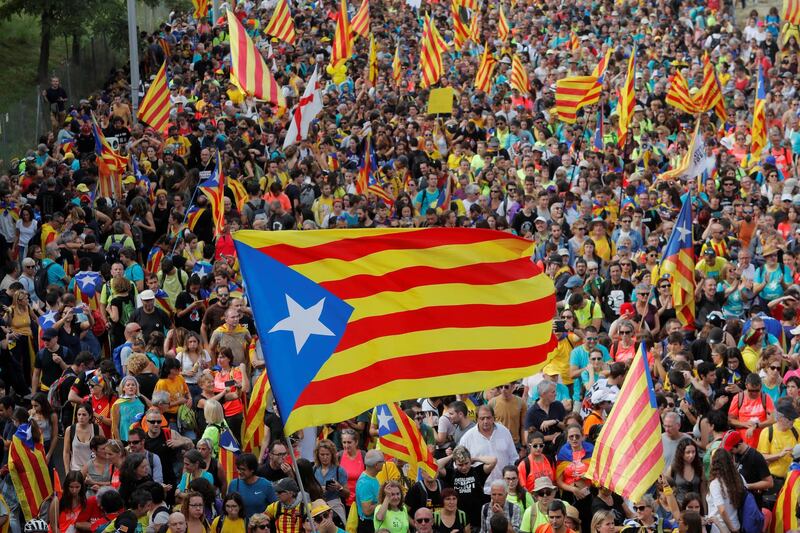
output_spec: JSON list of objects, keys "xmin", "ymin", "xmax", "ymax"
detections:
[
  {"xmin": 406, "ymin": 479, "xmax": 444, "ymax": 516},
  {"xmin": 45, "ymin": 87, "xmax": 67, "ymax": 111},
  {"xmin": 257, "ymin": 460, "xmax": 290, "ymax": 483},
  {"xmin": 737, "ymin": 446, "xmax": 771, "ymax": 507},
  {"xmin": 442, "ymin": 463, "xmax": 489, "ymax": 528},
  {"xmin": 35, "ymin": 345, "xmax": 72, "ymax": 389},
  {"xmin": 77, "ymin": 249, "xmax": 106, "ymax": 273},
  {"xmin": 136, "ymin": 372, "xmax": 158, "ymax": 400},
  {"xmin": 130, "ymin": 307, "xmax": 170, "ymax": 340},
  {"xmin": 512, "ymin": 210, "xmax": 537, "ymax": 236},
  {"xmin": 175, "ymin": 291, "xmax": 203, "ymax": 333},
  {"xmin": 599, "ymin": 279, "xmax": 635, "ymax": 321}
]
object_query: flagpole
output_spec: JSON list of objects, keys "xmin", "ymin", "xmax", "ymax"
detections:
[
  {"xmin": 171, "ymin": 181, "xmax": 202, "ymax": 255},
  {"xmin": 284, "ymin": 434, "xmax": 319, "ymax": 532}
]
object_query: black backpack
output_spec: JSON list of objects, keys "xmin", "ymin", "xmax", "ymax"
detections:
[
  {"xmin": 105, "ymin": 235, "xmax": 126, "ymax": 265},
  {"xmin": 34, "ymin": 262, "xmax": 56, "ymax": 301}
]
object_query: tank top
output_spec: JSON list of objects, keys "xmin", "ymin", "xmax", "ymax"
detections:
[
  {"xmin": 339, "ymin": 451, "xmax": 365, "ymax": 505},
  {"xmin": 70, "ymin": 423, "xmax": 96, "ymax": 472},
  {"xmin": 86, "ymin": 460, "xmax": 112, "ymax": 497}
]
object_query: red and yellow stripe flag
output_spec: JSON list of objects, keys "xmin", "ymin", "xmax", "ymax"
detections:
[
  {"xmin": 555, "ymin": 48, "xmax": 611, "ymax": 124},
  {"xmin": 666, "ymin": 70, "xmax": 701, "ymax": 115},
  {"xmin": 569, "ymin": 31, "xmax": 579, "ymax": 50},
  {"xmin": 497, "ymin": 5, "xmax": 510, "ymax": 41},
  {"xmin": 264, "ymin": 0, "xmax": 297, "ymax": 45},
  {"xmin": 192, "ymin": 0, "xmax": 210, "ymax": 20},
  {"xmin": 393, "ymin": 42, "xmax": 402, "ymax": 85},
  {"xmin": 696, "ymin": 56, "xmax": 726, "ymax": 123},
  {"xmin": 420, "ymin": 14, "xmax": 448, "ymax": 89},
  {"xmin": 9, "ymin": 424, "xmax": 52, "ymax": 521},
  {"xmin": 469, "ymin": 12, "xmax": 480, "ymax": 42},
  {"xmin": 510, "ymin": 53, "xmax": 529, "ymax": 95},
  {"xmin": 617, "ymin": 45, "xmax": 636, "ymax": 147},
  {"xmin": 331, "ymin": 0, "xmax": 354, "ymax": 67},
  {"xmin": 227, "ymin": 10, "xmax": 285, "ymax": 107},
  {"xmin": 242, "ymin": 369, "xmax": 270, "ymax": 455},
  {"xmin": 587, "ymin": 342, "xmax": 665, "ymax": 502},
  {"xmin": 137, "ymin": 61, "xmax": 171, "ymax": 134},
  {"xmin": 771, "ymin": 468, "xmax": 800, "ymax": 533},
  {"xmin": 368, "ymin": 33, "xmax": 378, "ymax": 86},
  {"xmin": 377, "ymin": 403, "xmax": 437, "ymax": 478},
  {"xmin": 228, "ymin": 178, "xmax": 248, "ymax": 211},
  {"xmin": 452, "ymin": 0, "xmax": 469, "ymax": 50},
  {"xmin": 455, "ymin": 0, "xmax": 478, "ymax": 9},
  {"xmin": 233, "ymin": 228, "xmax": 557, "ymax": 434},
  {"xmin": 350, "ymin": 0, "xmax": 370, "ymax": 39},
  {"xmin": 784, "ymin": 0, "xmax": 800, "ymax": 25},
  {"xmin": 474, "ymin": 45, "xmax": 497, "ymax": 93},
  {"xmin": 748, "ymin": 64, "xmax": 767, "ymax": 166}
]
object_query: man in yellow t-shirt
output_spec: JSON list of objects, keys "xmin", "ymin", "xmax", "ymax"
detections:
[
  {"xmin": 757, "ymin": 401, "xmax": 800, "ymax": 479},
  {"xmin": 696, "ymin": 248, "xmax": 728, "ymax": 280}
]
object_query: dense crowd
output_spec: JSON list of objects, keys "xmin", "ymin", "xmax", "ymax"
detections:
[{"xmin": 4, "ymin": 0, "xmax": 800, "ymax": 532}]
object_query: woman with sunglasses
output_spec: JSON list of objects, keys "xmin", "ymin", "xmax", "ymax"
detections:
[
  {"xmin": 759, "ymin": 352, "xmax": 785, "ymax": 403},
  {"xmin": 517, "ymin": 432, "xmax": 554, "ymax": 492},
  {"xmin": 246, "ymin": 514, "xmax": 270, "ymax": 533},
  {"xmin": 555, "ymin": 424, "xmax": 594, "ymax": 527},
  {"xmin": 210, "ymin": 493, "xmax": 246, "ymax": 533}
]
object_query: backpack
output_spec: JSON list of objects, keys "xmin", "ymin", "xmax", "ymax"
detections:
[
  {"xmin": 105, "ymin": 235, "xmax": 125, "ymax": 265},
  {"xmin": 736, "ymin": 391, "xmax": 768, "ymax": 412},
  {"xmin": 300, "ymin": 184, "xmax": 316, "ymax": 208},
  {"xmin": 117, "ymin": 291, "xmax": 137, "ymax": 325},
  {"xmin": 112, "ymin": 341, "xmax": 132, "ymax": 375},
  {"xmin": 738, "ymin": 490, "xmax": 765, "ymax": 533},
  {"xmin": 47, "ymin": 368, "xmax": 76, "ymax": 412},
  {"xmin": 34, "ymin": 262, "xmax": 56, "ymax": 301},
  {"xmin": 247, "ymin": 199, "xmax": 268, "ymax": 224},
  {"xmin": 767, "ymin": 425, "xmax": 799, "ymax": 443}
]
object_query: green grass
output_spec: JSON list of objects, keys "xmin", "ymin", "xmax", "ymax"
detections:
[{"xmin": 0, "ymin": 14, "xmax": 69, "ymax": 112}]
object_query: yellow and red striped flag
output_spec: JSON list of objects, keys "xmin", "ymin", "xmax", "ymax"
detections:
[
  {"xmin": 393, "ymin": 42, "xmax": 402, "ymax": 85},
  {"xmin": 264, "ymin": 0, "xmax": 297, "ymax": 44},
  {"xmin": 420, "ymin": 14, "xmax": 448, "ymax": 89},
  {"xmin": 233, "ymin": 228, "xmax": 557, "ymax": 434},
  {"xmin": 452, "ymin": 0, "xmax": 469, "ymax": 50},
  {"xmin": 228, "ymin": 178, "xmax": 248, "ymax": 211},
  {"xmin": 9, "ymin": 424, "xmax": 52, "ymax": 521},
  {"xmin": 772, "ymin": 468, "xmax": 800, "ymax": 533},
  {"xmin": 696, "ymin": 56, "xmax": 726, "ymax": 123},
  {"xmin": 510, "ymin": 53, "xmax": 529, "ymax": 95},
  {"xmin": 569, "ymin": 31, "xmax": 579, "ymax": 50},
  {"xmin": 748, "ymin": 64, "xmax": 767, "ymax": 166},
  {"xmin": 616, "ymin": 45, "xmax": 636, "ymax": 147},
  {"xmin": 588, "ymin": 342, "xmax": 664, "ymax": 501},
  {"xmin": 497, "ymin": 5, "xmax": 510, "ymax": 41},
  {"xmin": 469, "ymin": 12, "xmax": 480, "ymax": 42},
  {"xmin": 784, "ymin": 0, "xmax": 800, "ymax": 24},
  {"xmin": 582, "ymin": 47, "xmax": 612, "ymax": 104},
  {"xmin": 199, "ymin": 151, "xmax": 226, "ymax": 236},
  {"xmin": 659, "ymin": 197, "xmax": 695, "ymax": 326},
  {"xmin": 377, "ymin": 403, "xmax": 437, "ymax": 478},
  {"xmin": 368, "ymin": 33, "xmax": 378, "ymax": 86},
  {"xmin": 474, "ymin": 45, "xmax": 497, "ymax": 93},
  {"xmin": 331, "ymin": 0, "xmax": 354, "ymax": 67},
  {"xmin": 666, "ymin": 71, "xmax": 701, "ymax": 115},
  {"xmin": 227, "ymin": 10, "xmax": 285, "ymax": 107},
  {"xmin": 455, "ymin": 0, "xmax": 478, "ymax": 8},
  {"xmin": 137, "ymin": 61, "xmax": 171, "ymax": 134},
  {"xmin": 350, "ymin": 0, "xmax": 370, "ymax": 39},
  {"xmin": 192, "ymin": 0, "xmax": 210, "ymax": 20},
  {"xmin": 242, "ymin": 369, "xmax": 270, "ymax": 455},
  {"xmin": 219, "ymin": 427, "xmax": 241, "ymax": 483},
  {"xmin": 556, "ymin": 76, "xmax": 600, "ymax": 123}
]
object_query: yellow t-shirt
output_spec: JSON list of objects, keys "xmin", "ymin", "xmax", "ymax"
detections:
[
  {"xmin": 154, "ymin": 376, "xmax": 189, "ymax": 414},
  {"xmin": 696, "ymin": 257, "xmax": 728, "ymax": 280},
  {"xmin": 546, "ymin": 334, "xmax": 579, "ymax": 385},
  {"xmin": 210, "ymin": 516, "xmax": 246, "ymax": 533},
  {"xmin": 757, "ymin": 425, "xmax": 799, "ymax": 478}
]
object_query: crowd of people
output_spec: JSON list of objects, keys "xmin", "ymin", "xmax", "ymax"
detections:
[{"xmin": 4, "ymin": 0, "xmax": 800, "ymax": 531}]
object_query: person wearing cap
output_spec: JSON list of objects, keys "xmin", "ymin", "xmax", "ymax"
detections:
[
  {"xmin": 720, "ymin": 429, "xmax": 773, "ymax": 508},
  {"xmin": 696, "ymin": 248, "xmax": 728, "ymax": 280},
  {"xmin": 756, "ymin": 398, "xmax": 800, "ymax": 481},
  {"xmin": 32, "ymin": 326, "xmax": 72, "ymax": 393},
  {"xmin": 520, "ymin": 477, "xmax": 556, "ymax": 532},
  {"xmin": 355, "ymin": 450, "xmax": 386, "ymax": 533},
  {"xmin": 266, "ymin": 478, "xmax": 306, "ymax": 533},
  {"xmin": 129, "ymin": 288, "xmax": 171, "ymax": 340},
  {"xmin": 754, "ymin": 243, "xmax": 793, "ymax": 302},
  {"xmin": 583, "ymin": 388, "xmax": 616, "ymax": 437}
]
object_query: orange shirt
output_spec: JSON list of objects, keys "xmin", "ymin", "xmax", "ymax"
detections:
[{"xmin": 728, "ymin": 392, "xmax": 774, "ymax": 448}]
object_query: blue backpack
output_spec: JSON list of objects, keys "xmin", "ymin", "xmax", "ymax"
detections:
[
  {"xmin": 112, "ymin": 341, "xmax": 132, "ymax": 375},
  {"xmin": 739, "ymin": 490, "xmax": 764, "ymax": 533}
]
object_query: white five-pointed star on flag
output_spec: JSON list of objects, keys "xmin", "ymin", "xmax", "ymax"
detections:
[
  {"xmin": 269, "ymin": 294, "xmax": 335, "ymax": 354},
  {"xmin": 377, "ymin": 407, "xmax": 392, "ymax": 431}
]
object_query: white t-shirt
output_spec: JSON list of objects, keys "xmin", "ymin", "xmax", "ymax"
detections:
[
  {"xmin": 706, "ymin": 478, "xmax": 741, "ymax": 533},
  {"xmin": 15, "ymin": 218, "xmax": 37, "ymax": 246}
]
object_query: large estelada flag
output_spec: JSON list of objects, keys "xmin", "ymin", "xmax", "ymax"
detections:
[
  {"xmin": 772, "ymin": 467, "xmax": 800, "ymax": 532},
  {"xmin": 9, "ymin": 423, "xmax": 52, "ymax": 521},
  {"xmin": 233, "ymin": 229, "xmax": 557, "ymax": 434}
]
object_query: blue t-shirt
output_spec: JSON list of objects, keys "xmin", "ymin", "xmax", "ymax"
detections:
[
  {"xmin": 42, "ymin": 258, "xmax": 66, "ymax": 288},
  {"xmin": 569, "ymin": 344, "xmax": 611, "ymax": 372},
  {"xmin": 125, "ymin": 263, "xmax": 145, "ymax": 285},
  {"xmin": 314, "ymin": 465, "xmax": 348, "ymax": 501},
  {"xmin": 755, "ymin": 264, "xmax": 792, "ymax": 300},
  {"xmin": 228, "ymin": 476, "xmax": 277, "ymax": 518},
  {"xmin": 355, "ymin": 472, "xmax": 380, "ymax": 520},
  {"xmin": 178, "ymin": 470, "xmax": 214, "ymax": 492}
]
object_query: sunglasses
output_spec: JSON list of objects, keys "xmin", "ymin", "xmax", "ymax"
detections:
[
  {"xmin": 770, "ymin": 366, "xmax": 781, "ymax": 371},
  {"xmin": 666, "ymin": 402, "xmax": 675, "ymax": 408},
  {"xmin": 590, "ymin": 357, "xmax": 602, "ymax": 361},
  {"xmin": 253, "ymin": 525, "xmax": 269, "ymax": 530},
  {"xmin": 313, "ymin": 513, "xmax": 330, "ymax": 524},
  {"xmin": 567, "ymin": 434, "xmax": 581, "ymax": 440},
  {"xmin": 660, "ymin": 284, "xmax": 671, "ymax": 289},
  {"xmin": 634, "ymin": 506, "xmax": 648, "ymax": 512},
  {"xmin": 531, "ymin": 443, "xmax": 545, "ymax": 449},
  {"xmin": 585, "ymin": 337, "xmax": 598, "ymax": 342},
  {"xmin": 536, "ymin": 489, "xmax": 554, "ymax": 497},
  {"xmin": 128, "ymin": 440, "xmax": 142, "ymax": 445},
  {"xmin": 416, "ymin": 518, "xmax": 432, "ymax": 524},
  {"xmin": 620, "ymin": 330, "xmax": 632, "ymax": 335}
]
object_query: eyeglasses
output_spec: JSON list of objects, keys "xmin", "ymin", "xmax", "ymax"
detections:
[
  {"xmin": 619, "ymin": 330, "xmax": 632, "ymax": 335},
  {"xmin": 146, "ymin": 419, "xmax": 161, "ymax": 424},
  {"xmin": 634, "ymin": 506, "xmax": 648, "ymax": 512},
  {"xmin": 660, "ymin": 284, "xmax": 671, "ymax": 289},
  {"xmin": 536, "ymin": 489, "xmax": 554, "ymax": 497},
  {"xmin": 313, "ymin": 512, "xmax": 330, "ymax": 524},
  {"xmin": 531, "ymin": 443, "xmax": 545, "ymax": 449},
  {"xmin": 189, "ymin": 503, "xmax": 204, "ymax": 508},
  {"xmin": 416, "ymin": 518, "xmax": 432, "ymax": 524},
  {"xmin": 567, "ymin": 434, "xmax": 581, "ymax": 440},
  {"xmin": 414, "ymin": 413, "xmax": 425, "ymax": 419},
  {"xmin": 128, "ymin": 439, "xmax": 142, "ymax": 445},
  {"xmin": 666, "ymin": 402, "xmax": 675, "ymax": 408},
  {"xmin": 585, "ymin": 337, "xmax": 598, "ymax": 342},
  {"xmin": 770, "ymin": 366, "xmax": 781, "ymax": 371},
  {"xmin": 590, "ymin": 357, "xmax": 602, "ymax": 361}
]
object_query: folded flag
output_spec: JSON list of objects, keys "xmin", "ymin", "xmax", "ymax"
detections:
[{"xmin": 377, "ymin": 402, "xmax": 436, "ymax": 478}]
